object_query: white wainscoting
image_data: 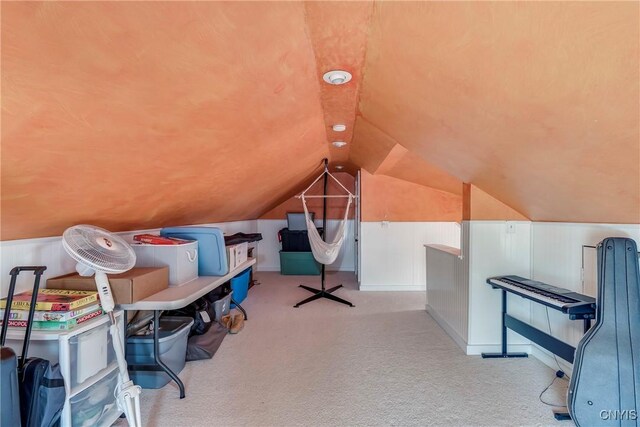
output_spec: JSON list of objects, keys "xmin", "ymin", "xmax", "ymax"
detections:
[
  {"xmin": 530, "ymin": 222, "xmax": 640, "ymax": 373},
  {"xmin": 0, "ymin": 220, "xmax": 258, "ymax": 298},
  {"xmin": 359, "ymin": 222, "xmax": 460, "ymax": 291},
  {"xmin": 425, "ymin": 244, "xmax": 468, "ymax": 352},
  {"xmin": 255, "ymin": 219, "xmax": 355, "ymax": 272},
  {"xmin": 466, "ymin": 220, "xmax": 533, "ymax": 355}
]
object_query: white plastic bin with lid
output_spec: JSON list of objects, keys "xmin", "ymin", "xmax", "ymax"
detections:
[{"xmin": 133, "ymin": 241, "xmax": 198, "ymax": 286}]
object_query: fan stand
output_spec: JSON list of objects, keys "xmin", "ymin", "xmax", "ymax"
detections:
[{"xmin": 294, "ymin": 159, "xmax": 354, "ymax": 308}]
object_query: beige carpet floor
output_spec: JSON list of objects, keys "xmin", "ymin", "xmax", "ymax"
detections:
[{"xmin": 134, "ymin": 272, "xmax": 568, "ymax": 427}]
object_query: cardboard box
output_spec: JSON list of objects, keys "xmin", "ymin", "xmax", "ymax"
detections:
[
  {"xmin": 226, "ymin": 242, "xmax": 248, "ymax": 271},
  {"xmin": 47, "ymin": 267, "xmax": 169, "ymax": 305}
]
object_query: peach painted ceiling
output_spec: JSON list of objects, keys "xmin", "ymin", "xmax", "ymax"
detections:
[{"xmin": 2, "ymin": 1, "xmax": 638, "ymax": 240}]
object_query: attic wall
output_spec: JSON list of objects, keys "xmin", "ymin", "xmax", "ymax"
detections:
[
  {"xmin": 463, "ymin": 184, "xmax": 529, "ymax": 221},
  {"xmin": 260, "ymin": 172, "xmax": 355, "ymax": 220},
  {"xmin": 2, "ymin": 2, "xmax": 638, "ymax": 242},
  {"xmin": 361, "ymin": 170, "xmax": 462, "ymax": 222},
  {"xmin": 1, "ymin": 2, "xmax": 330, "ymax": 241},
  {"xmin": 358, "ymin": 1, "xmax": 640, "ymax": 224}
]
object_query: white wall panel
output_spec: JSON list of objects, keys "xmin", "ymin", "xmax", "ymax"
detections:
[
  {"xmin": 425, "ymin": 244, "xmax": 468, "ymax": 351},
  {"xmin": 360, "ymin": 222, "xmax": 460, "ymax": 291},
  {"xmin": 466, "ymin": 221, "xmax": 532, "ymax": 354},
  {"xmin": 255, "ymin": 219, "xmax": 355, "ymax": 272},
  {"xmin": 0, "ymin": 220, "xmax": 257, "ymax": 298},
  {"xmin": 530, "ymin": 222, "xmax": 640, "ymax": 372}
]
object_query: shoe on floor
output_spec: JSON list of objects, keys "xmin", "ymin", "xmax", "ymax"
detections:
[
  {"xmin": 229, "ymin": 313, "xmax": 244, "ymax": 334},
  {"xmin": 220, "ymin": 314, "xmax": 233, "ymax": 330}
]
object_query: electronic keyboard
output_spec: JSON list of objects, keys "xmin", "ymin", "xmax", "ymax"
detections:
[{"xmin": 487, "ymin": 275, "xmax": 596, "ymax": 319}]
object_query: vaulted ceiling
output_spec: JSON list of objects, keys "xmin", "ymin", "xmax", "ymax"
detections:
[{"xmin": 2, "ymin": 1, "xmax": 638, "ymax": 240}]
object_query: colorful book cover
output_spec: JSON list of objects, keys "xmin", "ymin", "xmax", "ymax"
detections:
[
  {"xmin": 0, "ymin": 303, "xmax": 101, "ymax": 322},
  {"xmin": 1, "ymin": 309, "xmax": 104, "ymax": 330},
  {"xmin": 0, "ymin": 289, "xmax": 99, "ymax": 312}
]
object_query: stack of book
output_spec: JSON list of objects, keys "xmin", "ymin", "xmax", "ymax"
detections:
[{"xmin": 0, "ymin": 289, "xmax": 103, "ymax": 331}]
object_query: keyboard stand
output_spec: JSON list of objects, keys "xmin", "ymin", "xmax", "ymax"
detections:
[
  {"xmin": 482, "ymin": 289, "xmax": 587, "ymax": 362},
  {"xmin": 481, "ymin": 290, "xmax": 529, "ymax": 358}
]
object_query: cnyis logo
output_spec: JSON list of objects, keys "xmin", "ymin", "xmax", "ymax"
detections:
[{"xmin": 599, "ymin": 410, "xmax": 638, "ymax": 421}]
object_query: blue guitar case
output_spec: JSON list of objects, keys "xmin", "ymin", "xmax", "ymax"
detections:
[{"xmin": 568, "ymin": 237, "xmax": 640, "ymax": 426}]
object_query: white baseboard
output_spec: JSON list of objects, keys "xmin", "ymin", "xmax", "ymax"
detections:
[
  {"xmin": 465, "ymin": 343, "xmax": 532, "ymax": 356},
  {"xmin": 426, "ymin": 305, "xmax": 467, "ymax": 352},
  {"xmin": 359, "ymin": 284, "xmax": 425, "ymax": 291}
]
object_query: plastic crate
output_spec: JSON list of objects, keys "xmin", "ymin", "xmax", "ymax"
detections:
[
  {"xmin": 230, "ymin": 268, "xmax": 251, "ymax": 307},
  {"xmin": 279, "ymin": 251, "xmax": 321, "ymax": 275},
  {"xmin": 126, "ymin": 316, "xmax": 193, "ymax": 389},
  {"xmin": 212, "ymin": 291, "xmax": 232, "ymax": 322}
]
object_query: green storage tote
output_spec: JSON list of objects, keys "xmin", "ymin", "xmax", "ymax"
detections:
[{"xmin": 279, "ymin": 251, "xmax": 321, "ymax": 275}]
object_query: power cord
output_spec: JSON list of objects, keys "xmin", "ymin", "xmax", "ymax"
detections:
[
  {"xmin": 545, "ymin": 306, "xmax": 571, "ymax": 381},
  {"xmin": 539, "ymin": 370, "xmax": 570, "ymax": 407},
  {"xmin": 539, "ymin": 307, "xmax": 571, "ymax": 408}
]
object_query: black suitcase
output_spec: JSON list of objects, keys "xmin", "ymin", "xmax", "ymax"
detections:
[
  {"xmin": 0, "ymin": 266, "xmax": 66, "ymax": 427},
  {"xmin": 1, "ymin": 346, "xmax": 21, "ymax": 426}
]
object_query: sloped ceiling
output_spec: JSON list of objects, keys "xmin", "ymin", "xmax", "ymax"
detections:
[
  {"xmin": 2, "ymin": 1, "xmax": 638, "ymax": 240},
  {"xmin": 359, "ymin": 1, "xmax": 639, "ymax": 223},
  {"xmin": 2, "ymin": 2, "xmax": 329, "ymax": 240}
]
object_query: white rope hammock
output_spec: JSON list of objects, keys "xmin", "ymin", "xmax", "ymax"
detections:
[{"xmin": 298, "ymin": 168, "xmax": 355, "ymax": 265}]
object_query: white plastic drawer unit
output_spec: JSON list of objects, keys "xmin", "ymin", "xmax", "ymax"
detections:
[
  {"xmin": 69, "ymin": 367, "xmax": 120, "ymax": 427},
  {"xmin": 5, "ymin": 314, "xmax": 119, "ymax": 392},
  {"xmin": 3, "ymin": 311, "xmax": 125, "ymax": 427},
  {"xmin": 67, "ymin": 321, "xmax": 116, "ymax": 388},
  {"xmin": 133, "ymin": 240, "xmax": 199, "ymax": 287}
]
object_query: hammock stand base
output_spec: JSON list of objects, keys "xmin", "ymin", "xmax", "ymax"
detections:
[
  {"xmin": 293, "ymin": 158, "xmax": 355, "ymax": 309},
  {"xmin": 294, "ymin": 284, "xmax": 354, "ymax": 308}
]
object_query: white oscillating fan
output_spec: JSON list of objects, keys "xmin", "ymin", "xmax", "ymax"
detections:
[{"xmin": 62, "ymin": 225, "xmax": 142, "ymax": 427}]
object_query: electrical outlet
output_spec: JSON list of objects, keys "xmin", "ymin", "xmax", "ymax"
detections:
[{"xmin": 506, "ymin": 222, "xmax": 516, "ymax": 234}]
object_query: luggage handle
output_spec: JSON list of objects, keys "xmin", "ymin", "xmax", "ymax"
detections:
[
  {"xmin": 0, "ymin": 266, "xmax": 47, "ymax": 370},
  {"xmin": 186, "ymin": 249, "xmax": 198, "ymax": 263}
]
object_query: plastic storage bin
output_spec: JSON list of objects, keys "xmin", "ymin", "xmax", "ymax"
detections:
[
  {"xmin": 132, "ymin": 241, "xmax": 198, "ymax": 287},
  {"xmin": 279, "ymin": 251, "xmax": 321, "ymax": 275},
  {"xmin": 161, "ymin": 227, "xmax": 228, "ymax": 276},
  {"xmin": 69, "ymin": 367, "xmax": 119, "ymax": 427},
  {"xmin": 279, "ymin": 228, "xmax": 323, "ymax": 252},
  {"xmin": 68, "ymin": 321, "xmax": 115, "ymax": 389},
  {"xmin": 287, "ymin": 212, "xmax": 312, "ymax": 231},
  {"xmin": 230, "ymin": 268, "xmax": 251, "ymax": 307},
  {"xmin": 126, "ymin": 316, "xmax": 193, "ymax": 389},
  {"xmin": 212, "ymin": 291, "xmax": 232, "ymax": 322}
]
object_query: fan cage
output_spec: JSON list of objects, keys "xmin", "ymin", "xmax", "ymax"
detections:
[{"xmin": 62, "ymin": 225, "xmax": 136, "ymax": 274}]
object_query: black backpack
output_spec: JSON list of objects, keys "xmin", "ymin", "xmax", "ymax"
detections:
[{"xmin": 165, "ymin": 297, "xmax": 215, "ymax": 336}]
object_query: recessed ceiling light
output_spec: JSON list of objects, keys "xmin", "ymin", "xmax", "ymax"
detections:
[
  {"xmin": 323, "ymin": 70, "xmax": 352, "ymax": 85},
  {"xmin": 332, "ymin": 124, "xmax": 347, "ymax": 132},
  {"xmin": 332, "ymin": 141, "xmax": 347, "ymax": 148},
  {"xmin": 335, "ymin": 165, "xmax": 344, "ymax": 171}
]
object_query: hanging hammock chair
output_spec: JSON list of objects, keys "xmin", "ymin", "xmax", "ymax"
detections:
[
  {"xmin": 298, "ymin": 167, "xmax": 355, "ymax": 265},
  {"xmin": 302, "ymin": 193, "xmax": 352, "ymax": 265}
]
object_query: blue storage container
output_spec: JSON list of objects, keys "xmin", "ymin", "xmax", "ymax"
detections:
[
  {"xmin": 230, "ymin": 268, "xmax": 251, "ymax": 307},
  {"xmin": 161, "ymin": 226, "xmax": 228, "ymax": 276}
]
